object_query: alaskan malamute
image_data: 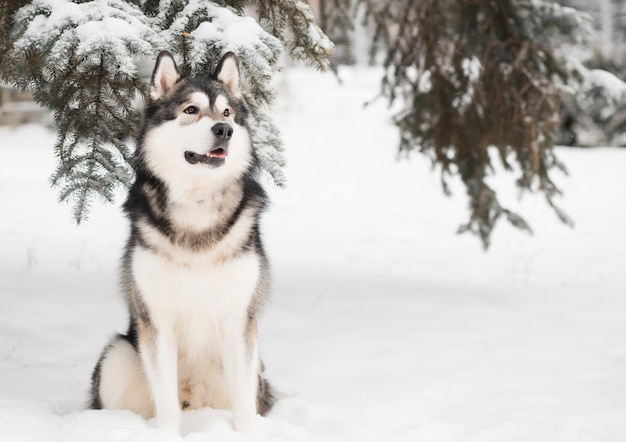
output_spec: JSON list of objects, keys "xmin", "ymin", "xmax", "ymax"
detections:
[{"xmin": 89, "ymin": 51, "xmax": 275, "ymax": 435}]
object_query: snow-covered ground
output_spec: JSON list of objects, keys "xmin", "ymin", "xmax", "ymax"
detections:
[{"xmin": 1, "ymin": 67, "xmax": 626, "ymax": 441}]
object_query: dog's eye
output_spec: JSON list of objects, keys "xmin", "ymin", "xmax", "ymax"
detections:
[
  {"xmin": 183, "ymin": 106, "xmax": 198, "ymax": 115},
  {"xmin": 223, "ymin": 108, "xmax": 231, "ymax": 117}
]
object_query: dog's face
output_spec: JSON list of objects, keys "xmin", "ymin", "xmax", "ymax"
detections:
[{"xmin": 138, "ymin": 52, "xmax": 252, "ymax": 197}]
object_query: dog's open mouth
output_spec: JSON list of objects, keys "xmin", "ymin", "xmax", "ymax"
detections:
[{"xmin": 184, "ymin": 147, "xmax": 227, "ymax": 166}]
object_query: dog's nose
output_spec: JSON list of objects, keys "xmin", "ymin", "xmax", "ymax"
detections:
[{"xmin": 212, "ymin": 123, "xmax": 233, "ymax": 140}]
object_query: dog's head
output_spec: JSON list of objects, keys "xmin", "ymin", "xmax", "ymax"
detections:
[{"xmin": 136, "ymin": 51, "xmax": 253, "ymax": 195}]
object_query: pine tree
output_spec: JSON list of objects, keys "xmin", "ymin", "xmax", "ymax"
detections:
[
  {"xmin": 348, "ymin": 0, "xmax": 592, "ymax": 248},
  {"xmin": 0, "ymin": 0, "xmax": 334, "ymax": 222}
]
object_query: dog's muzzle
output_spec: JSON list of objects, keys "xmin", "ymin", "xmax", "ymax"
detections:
[{"xmin": 184, "ymin": 123, "xmax": 232, "ymax": 166}]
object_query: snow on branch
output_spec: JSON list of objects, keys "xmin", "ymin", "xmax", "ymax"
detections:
[
  {"xmin": 9, "ymin": 0, "xmax": 162, "ymax": 222},
  {"xmin": 12, "ymin": 0, "xmax": 161, "ymax": 72},
  {"xmin": 1, "ymin": 0, "xmax": 335, "ymax": 222}
]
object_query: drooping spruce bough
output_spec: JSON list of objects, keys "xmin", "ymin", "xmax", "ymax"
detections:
[{"xmin": 0, "ymin": 0, "xmax": 334, "ymax": 222}]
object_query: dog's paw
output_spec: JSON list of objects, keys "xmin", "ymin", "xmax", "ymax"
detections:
[
  {"xmin": 156, "ymin": 413, "xmax": 181, "ymax": 434},
  {"xmin": 233, "ymin": 415, "xmax": 260, "ymax": 436}
]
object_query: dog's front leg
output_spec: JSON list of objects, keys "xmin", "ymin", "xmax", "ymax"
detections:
[
  {"xmin": 139, "ymin": 323, "xmax": 180, "ymax": 432},
  {"xmin": 223, "ymin": 315, "xmax": 260, "ymax": 435}
]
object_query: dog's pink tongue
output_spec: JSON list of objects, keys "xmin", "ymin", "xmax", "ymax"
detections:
[{"xmin": 208, "ymin": 148, "xmax": 227, "ymax": 159}]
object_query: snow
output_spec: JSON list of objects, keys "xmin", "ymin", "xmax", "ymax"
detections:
[
  {"xmin": 2, "ymin": 66, "xmax": 626, "ymax": 441},
  {"xmin": 586, "ymin": 69, "xmax": 626, "ymax": 101}
]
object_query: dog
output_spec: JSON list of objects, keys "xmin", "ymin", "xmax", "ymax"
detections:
[{"xmin": 89, "ymin": 51, "xmax": 275, "ymax": 435}]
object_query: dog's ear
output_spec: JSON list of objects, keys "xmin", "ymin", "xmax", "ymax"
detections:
[
  {"xmin": 215, "ymin": 52, "xmax": 242, "ymax": 99},
  {"xmin": 150, "ymin": 51, "xmax": 181, "ymax": 101}
]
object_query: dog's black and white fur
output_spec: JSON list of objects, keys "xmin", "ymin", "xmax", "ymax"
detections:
[{"xmin": 89, "ymin": 51, "xmax": 275, "ymax": 435}]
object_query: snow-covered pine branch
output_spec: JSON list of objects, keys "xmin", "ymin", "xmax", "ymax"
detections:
[
  {"xmin": 255, "ymin": 0, "xmax": 334, "ymax": 70},
  {"xmin": 0, "ymin": 0, "xmax": 334, "ymax": 222},
  {"xmin": 9, "ymin": 0, "xmax": 161, "ymax": 222}
]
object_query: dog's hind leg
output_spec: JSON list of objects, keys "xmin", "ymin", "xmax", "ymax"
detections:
[
  {"xmin": 257, "ymin": 367, "xmax": 277, "ymax": 416},
  {"xmin": 90, "ymin": 335, "xmax": 154, "ymax": 419}
]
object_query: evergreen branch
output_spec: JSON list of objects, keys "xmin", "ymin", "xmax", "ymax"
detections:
[
  {"xmin": 253, "ymin": 0, "xmax": 334, "ymax": 70},
  {"xmin": 3, "ymin": 0, "xmax": 329, "ymax": 221},
  {"xmin": 6, "ymin": 0, "xmax": 161, "ymax": 223},
  {"xmin": 0, "ymin": 0, "xmax": 30, "ymax": 79}
]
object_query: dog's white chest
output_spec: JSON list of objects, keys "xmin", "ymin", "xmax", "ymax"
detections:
[{"xmin": 132, "ymin": 247, "xmax": 260, "ymax": 335}]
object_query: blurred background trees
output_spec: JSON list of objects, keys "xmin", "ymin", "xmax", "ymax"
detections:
[{"xmin": 316, "ymin": 0, "xmax": 625, "ymax": 248}]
